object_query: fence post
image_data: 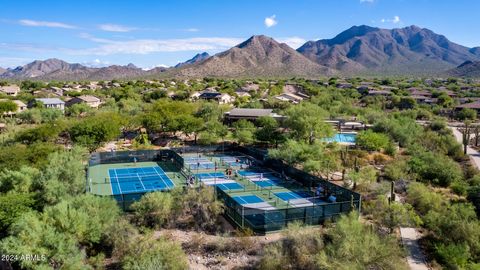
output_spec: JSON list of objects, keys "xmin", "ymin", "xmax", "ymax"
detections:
[{"xmin": 242, "ymin": 205, "xmax": 245, "ymax": 228}]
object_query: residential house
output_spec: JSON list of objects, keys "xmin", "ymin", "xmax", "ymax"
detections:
[
  {"xmin": 224, "ymin": 108, "xmax": 284, "ymax": 123},
  {"xmin": 65, "ymin": 95, "xmax": 101, "ymax": 108},
  {"xmin": 235, "ymin": 90, "xmax": 251, "ymax": 98},
  {"xmin": 29, "ymin": 98, "xmax": 65, "ymax": 111},
  {"xmin": 0, "ymin": 85, "xmax": 20, "ymax": 97},
  {"xmin": 275, "ymin": 93, "xmax": 305, "ymax": 104},
  {"xmin": 49, "ymin": 87, "xmax": 64, "ymax": 96},
  {"xmin": 408, "ymin": 88, "xmax": 432, "ymax": 97},
  {"xmin": 190, "ymin": 91, "xmax": 202, "ymax": 101},
  {"xmin": 198, "ymin": 92, "xmax": 235, "ymax": 104},
  {"xmin": 455, "ymin": 101, "xmax": 480, "ymax": 113},
  {"xmin": 411, "ymin": 95, "xmax": 437, "ymax": 104}
]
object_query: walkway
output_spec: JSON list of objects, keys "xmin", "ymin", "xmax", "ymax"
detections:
[
  {"xmin": 449, "ymin": 126, "xmax": 480, "ymax": 169},
  {"xmin": 399, "ymin": 227, "xmax": 429, "ymax": 270},
  {"xmin": 395, "ymin": 195, "xmax": 430, "ymax": 270}
]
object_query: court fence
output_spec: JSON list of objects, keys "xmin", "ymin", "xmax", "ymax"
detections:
[
  {"xmin": 88, "ymin": 145, "xmax": 361, "ymax": 231},
  {"xmin": 88, "ymin": 149, "xmax": 184, "ymax": 210},
  {"xmin": 215, "ymin": 145, "xmax": 361, "ymax": 233}
]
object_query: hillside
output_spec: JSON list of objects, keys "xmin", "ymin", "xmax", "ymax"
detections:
[
  {"xmin": 297, "ymin": 25, "xmax": 480, "ymax": 75},
  {"xmin": 447, "ymin": 60, "xmax": 480, "ymax": 77},
  {"xmin": 175, "ymin": 35, "xmax": 335, "ymax": 78}
]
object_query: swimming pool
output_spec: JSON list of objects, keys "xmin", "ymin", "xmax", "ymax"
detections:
[{"xmin": 324, "ymin": 133, "xmax": 357, "ymax": 144}]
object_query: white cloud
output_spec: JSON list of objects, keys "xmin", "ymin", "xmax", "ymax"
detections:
[
  {"xmin": 0, "ymin": 56, "xmax": 32, "ymax": 68},
  {"xmin": 393, "ymin": 15, "xmax": 401, "ymax": 24},
  {"xmin": 381, "ymin": 15, "xmax": 401, "ymax": 24},
  {"xmin": 75, "ymin": 35, "xmax": 244, "ymax": 55},
  {"xmin": 277, "ymin": 37, "xmax": 307, "ymax": 49},
  {"xmin": 98, "ymin": 24, "xmax": 136, "ymax": 32},
  {"xmin": 264, "ymin": 15, "xmax": 278, "ymax": 28},
  {"xmin": 185, "ymin": 28, "xmax": 200, "ymax": 32},
  {"xmin": 142, "ymin": 64, "xmax": 169, "ymax": 71},
  {"xmin": 19, "ymin": 19, "xmax": 77, "ymax": 29},
  {"xmin": 360, "ymin": 0, "xmax": 374, "ymax": 3},
  {"xmin": 82, "ymin": 59, "xmax": 111, "ymax": 67}
]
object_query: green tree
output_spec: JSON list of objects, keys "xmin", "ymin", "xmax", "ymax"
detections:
[
  {"xmin": 457, "ymin": 108, "xmax": 477, "ymax": 121},
  {"xmin": 131, "ymin": 192, "xmax": 174, "ymax": 229},
  {"xmin": 66, "ymin": 103, "xmax": 92, "ymax": 117},
  {"xmin": 232, "ymin": 119, "xmax": 255, "ymax": 145},
  {"xmin": 37, "ymin": 147, "xmax": 87, "ymax": 205},
  {"xmin": 0, "ymin": 166, "xmax": 40, "ymax": 193},
  {"xmin": 0, "ymin": 100, "xmax": 17, "ymax": 116},
  {"xmin": 284, "ymin": 102, "xmax": 333, "ymax": 144},
  {"xmin": 69, "ymin": 113, "xmax": 123, "ymax": 151},
  {"xmin": 255, "ymin": 116, "xmax": 284, "ymax": 146}
]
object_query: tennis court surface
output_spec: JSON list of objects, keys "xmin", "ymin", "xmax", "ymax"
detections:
[
  {"xmin": 275, "ymin": 191, "xmax": 327, "ymax": 207},
  {"xmin": 109, "ymin": 166, "xmax": 174, "ymax": 195},
  {"xmin": 231, "ymin": 194, "xmax": 276, "ymax": 210}
]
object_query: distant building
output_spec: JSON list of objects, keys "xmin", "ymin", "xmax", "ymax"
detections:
[
  {"xmin": 0, "ymin": 85, "xmax": 20, "ymax": 97},
  {"xmin": 224, "ymin": 108, "xmax": 284, "ymax": 123},
  {"xmin": 29, "ymin": 98, "xmax": 65, "ymax": 111},
  {"xmin": 455, "ymin": 101, "xmax": 480, "ymax": 113},
  {"xmin": 234, "ymin": 90, "xmax": 251, "ymax": 98},
  {"xmin": 199, "ymin": 92, "xmax": 235, "ymax": 104},
  {"xmin": 275, "ymin": 92, "xmax": 307, "ymax": 104},
  {"xmin": 49, "ymin": 87, "xmax": 64, "ymax": 96},
  {"xmin": 65, "ymin": 95, "xmax": 101, "ymax": 108}
]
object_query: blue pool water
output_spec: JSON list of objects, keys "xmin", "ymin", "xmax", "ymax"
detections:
[{"xmin": 324, "ymin": 133, "xmax": 357, "ymax": 144}]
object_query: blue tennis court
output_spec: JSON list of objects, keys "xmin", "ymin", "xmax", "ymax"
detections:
[
  {"xmin": 232, "ymin": 195, "xmax": 264, "ymax": 205},
  {"xmin": 184, "ymin": 156, "xmax": 216, "ymax": 169},
  {"xmin": 275, "ymin": 191, "xmax": 312, "ymax": 201},
  {"xmin": 108, "ymin": 166, "xmax": 174, "ymax": 195},
  {"xmin": 195, "ymin": 172, "xmax": 225, "ymax": 180},
  {"xmin": 214, "ymin": 182, "xmax": 244, "ymax": 191},
  {"xmin": 254, "ymin": 180, "xmax": 278, "ymax": 188}
]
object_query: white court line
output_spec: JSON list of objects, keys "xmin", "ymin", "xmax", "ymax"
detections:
[
  {"xmin": 136, "ymin": 173, "xmax": 146, "ymax": 191},
  {"xmin": 113, "ymin": 169, "xmax": 122, "ymax": 195},
  {"xmin": 153, "ymin": 166, "xmax": 170, "ymax": 189}
]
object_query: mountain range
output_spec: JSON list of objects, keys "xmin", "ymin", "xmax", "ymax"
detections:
[{"xmin": 1, "ymin": 25, "xmax": 480, "ymax": 80}]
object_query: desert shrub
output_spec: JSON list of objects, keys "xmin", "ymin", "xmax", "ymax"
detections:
[
  {"xmin": 406, "ymin": 182, "xmax": 444, "ymax": 215},
  {"xmin": 131, "ymin": 191, "xmax": 174, "ymax": 229},
  {"xmin": 356, "ymin": 130, "xmax": 390, "ymax": 151},
  {"xmin": 122, "ymin": 236, "xmax": 188, "ymax": 270}
]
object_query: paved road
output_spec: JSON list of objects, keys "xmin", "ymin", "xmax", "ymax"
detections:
[{"xmin": 449, "ymin": 126, "xmax": 480, "ymax": 169}]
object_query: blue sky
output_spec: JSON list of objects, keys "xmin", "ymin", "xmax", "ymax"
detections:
[{"xmin": 1, "ymin": 0, "xmax": 479, "ymax": 69}]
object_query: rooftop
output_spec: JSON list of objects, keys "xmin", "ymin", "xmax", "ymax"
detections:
[
  {"xmin": 35, "ymin": 98, "xmax": 65, "ymax": 104},
  {"xmin": 225, "ymin": 108, "xmax": 274, "ymax": 117}
]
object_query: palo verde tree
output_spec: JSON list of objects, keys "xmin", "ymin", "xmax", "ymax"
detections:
[{"xmin": 284, "ymin": 102, "xmax": 333, "ymax": 144}]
